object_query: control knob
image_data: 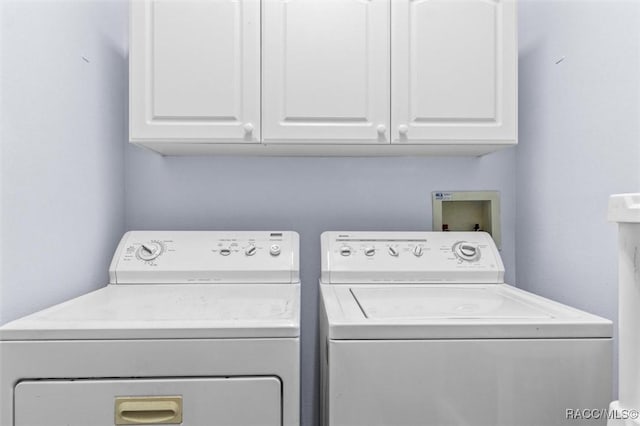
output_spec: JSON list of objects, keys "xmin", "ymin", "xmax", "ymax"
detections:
[
  {"xmin": 454, "ymin": 242, "xmax": 480, "ymax": 261},
  {"xmin": 364, "ymin": 247, "xmax": 376, "ymax": 257},
  {"xmin": 413, "ymin": 246, "xmax": 424, "ymax": 257},
  {"xmin": 340, "ymin": 246, "xmax": 352, "ymax": 257},
  {"xmin": 388, "ymin": 246, "xmax": 399, "ymax": 257},
  {"xmin": 245, "ymin": 244, "xmax": 257, "ymax": 256},
  {"xmin": 136, "ymin": 241, "xmax": 163, "ymax": 261}
]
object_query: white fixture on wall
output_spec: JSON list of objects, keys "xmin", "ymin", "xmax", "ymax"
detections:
[
  {"xmin": 129, "ymin": 0, "xmax": 517, "ymax": 156},
  {"xmin": 432, "ymin": 191, "xmax": 501, "ymax": 248},
  {"xmin": 607, "ymin": 193, "xmax": 640, "ymax": 426}
]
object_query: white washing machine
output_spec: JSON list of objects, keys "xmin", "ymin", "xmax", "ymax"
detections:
[
  {"xmin": 0, "ymin": 231, "xmax": 300, "ymax": 426},
  {"xmin": 319, "ymin": 231, "xmax": 612, "ymax": 426}
]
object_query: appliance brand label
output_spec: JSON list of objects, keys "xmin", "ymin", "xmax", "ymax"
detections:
[{"xmin": 434, "ymin": 192, "xmax": 453, "ymax": 201}]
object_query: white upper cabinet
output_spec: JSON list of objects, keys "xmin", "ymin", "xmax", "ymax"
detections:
[
  {"xmin": 129, "ymin": 0, "xmax": 517, "ymax": 155},
  {"xmin": 262, "ymin": 0, "xmax": 390, "ymax": 144},
  {"xmin": 130, "ymin": 0, "xmax": 260, "ymax": 143},
  {"xmin": 391, "ymin": 0, "xmax": 517, "ymax": 145}
]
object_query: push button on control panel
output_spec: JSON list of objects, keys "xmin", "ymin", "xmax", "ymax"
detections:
[{"xmin": 270, "ymin": 244, "xmax": 281, "ymax": 256}]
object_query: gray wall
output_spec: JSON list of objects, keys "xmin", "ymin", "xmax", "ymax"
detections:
[
  {"xmin": 516, "ymin": 0, "xmax": 640, "ymax": 396},
  {"xmin": 0, "ymin": 0, "xmax": 128, "ymax": 322}
]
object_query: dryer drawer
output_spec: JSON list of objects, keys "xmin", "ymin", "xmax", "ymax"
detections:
[{"xmin": 14, "ymin": 377, "xmax": 281, "ymax": 426}]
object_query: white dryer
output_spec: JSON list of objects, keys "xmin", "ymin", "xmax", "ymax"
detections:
[
  {"xmin": 0, "ymin": 231, "xmax": 300, "ymax": 426},
  {"xmin": 319, "ymin": 231, "xmax": 612, "ymax": 426}
]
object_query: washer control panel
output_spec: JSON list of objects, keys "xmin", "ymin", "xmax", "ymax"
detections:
[
  {"xmin": 321, "ymin": 231, "xmax": 504, "ymax": 284},
  {"xmin": 109, "ymin": 231, "xmax": 299, "ymax": 284}
]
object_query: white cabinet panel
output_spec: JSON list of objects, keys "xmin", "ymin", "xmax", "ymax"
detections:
[
  {"xmin": 128, "ymin": 0, "xmax": 517, "ymax": 155},
  {"xmin": 130, "ymin": 0, "xmax": 260, "ymax": 142},
  {"xmin": 15, "ymin": 377, "xmax": 281, "ymax": 426},
  {"xmin": 392, "ymin": 0, "xmax": 517, "ymax": 144},
  {"xmin": 263, "ymin": 0, "xmax": 390, "ymax": 143}
]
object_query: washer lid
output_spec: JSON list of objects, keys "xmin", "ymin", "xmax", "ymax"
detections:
[
  {"xmin": 321, "ymin": 284, "xmax": 612, "ymax": 339},
  {"xmin": 352, "ymin": 287, "xmax": 553, "ymax": 320},
  {"xmin": 0, "ymin": 284, "xmax": 300, "ymax": 340}
]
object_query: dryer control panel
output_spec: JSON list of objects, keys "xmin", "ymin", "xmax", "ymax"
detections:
[
  {"xmin": 109, "ymin": 231, "xmax": 299, "ymax": 284},
  {"xmin": 321, "ymin": 231, "xmax": 504, "ymax": 284}
]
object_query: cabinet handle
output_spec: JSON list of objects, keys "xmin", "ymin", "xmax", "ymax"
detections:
[
  {"xmin": 398, "ymin": 125, "xmax": 409, "ymax": 135},
  {"xmin": 377, "ymin": 124, "xmax": 386, "ymax": 135},
  {"xmin": 243, "ymin": 123, "xmax": 254, "ymax": 134}
]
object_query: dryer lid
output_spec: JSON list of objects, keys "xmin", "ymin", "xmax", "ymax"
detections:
[{"xmin": 0, "ymin": 284, "xmax": 300, "ymax": 340}]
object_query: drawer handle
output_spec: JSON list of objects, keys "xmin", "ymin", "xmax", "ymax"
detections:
[{"xmin": 115, "ymin": 396, "xmax": 182, "ymax": 425}]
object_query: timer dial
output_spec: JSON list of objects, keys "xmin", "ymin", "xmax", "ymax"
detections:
[
  {"xmin": 453, "ymin": 242, "xmax": 480, "ymax": 261},
  {"xmin": 136, "ymin": 241, "xmax": 164, "ymax": 261}
]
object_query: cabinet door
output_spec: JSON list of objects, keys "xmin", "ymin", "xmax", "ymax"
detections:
[
  {"xmin": 392, "ymin": 0, "xmax": 517, "ymax": 144},
  {"xmin": 263, "ymin": 0, "xmax": 390, "ymax": 144},
  {"xmin": 130, "ymin": 0, "xmax": 260, "ymax": 143}
]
